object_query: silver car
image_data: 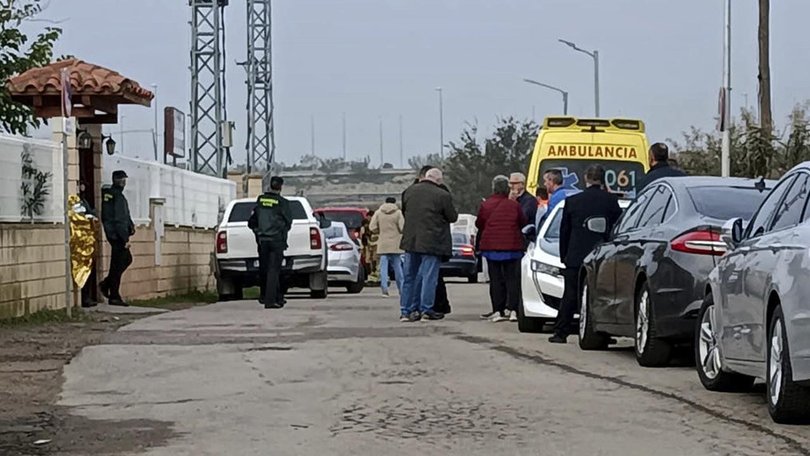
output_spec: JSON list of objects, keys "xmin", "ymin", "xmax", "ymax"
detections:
[
  {"xmin": 697, "ymin": 165, "xmax": 810, "ymax": 423},
  {"xmin": 323, "ymin": 222, "xmax": 365, "ymax": 294}
]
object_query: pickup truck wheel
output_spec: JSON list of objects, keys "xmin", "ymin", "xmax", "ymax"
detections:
[
  {"xmin": 311, "ymin": 288, "xmax": 328, "ymax": 299},
  {"xmin": 217, "ymin": 277, "xmax": 240, "ymax": 302}
]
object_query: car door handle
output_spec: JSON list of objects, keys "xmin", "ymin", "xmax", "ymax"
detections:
[
  {"xmin": 737, "ymin": 246, "xmax": 751, "ymax": 253},
  {"xmin": 768, "ymin": 244, "xmax": 784, "ymax": 253}
]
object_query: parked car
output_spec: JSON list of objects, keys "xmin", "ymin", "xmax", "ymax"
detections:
[
  {"xmin": 323, "ymin": 222, "xmax": 365, "ymax": 293},
  {"xmin": 579, "ymin": 177, "xmax": 773, "ymax": 367},
  {"xmin": 440, "ymin": 232, "xmax": 478, "ymax": 283},
  {"xmin": 215, "ymin": 196, "xmax": 330, "ymax": 300},
  {"xmin": 518, "ymin": 198, "xmax": 631, "ymax": 333},
  {"xmin": 696, "ymin": 167, "xmax": 810, "ymax": 423},
  {"xmin": 313, "ymin": 207, "xmax": 368, "ymax": 242}
]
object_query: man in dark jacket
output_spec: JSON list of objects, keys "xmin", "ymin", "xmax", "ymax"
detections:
[
  {"xmin": 249, "ymin": 176, "xmax": 293, "ymax": 309},
  {"xmin": 100, "ymin": 170, "xmax": 135, "ymax": 307},
  {"xmin": 637, "ymin": 142, "xmax": 686, "ymax": 191},
  {"xmin": 550, "ymin": 165, "xmax": 622, "ymax": 343},
  {"xmin": 400, "ymin": 168, "xmax": 459, "ymax": 322}
]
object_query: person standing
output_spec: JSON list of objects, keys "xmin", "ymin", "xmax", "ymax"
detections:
[
  {"xmin": 637, "ymin": 142, "xmax": 686, "ymax": 191},
  {"xmin": 400, "ymin": 168, "xmax": 458, "ymax": 322},
  {"xmin": 536, "ymin": 169, "xmax": 579, "ymax": 228},
  {"xmin": 550, "ymin": 165, "xmax": 622, "ymax": 343},
  {"xmin": 77, "ymin": 181, "xmax": 99, "ymax": 308},
  {"xmin": 100, "ymin": 170, "xmax": 135, "ymax": 307},
  {"xmin": 248, "ymin": 176, "xmax": 293, "ymax": 309},
  {"xmin": 508, "ymin": 172, "xmax": 537, "ymax": 227},
  {"xmin": 477, "ymin": 175, "xmax": 528, "ymax": 322},
  {"xmin": 370, "ymin": 197, "xmax": 404, "ymax": 297}
]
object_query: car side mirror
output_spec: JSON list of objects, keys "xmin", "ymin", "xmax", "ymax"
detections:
[
  {"xmin": 585, "ymin": 216, "xmax": 608, "ymax": 235},
  {"xmin": 721, "ymin": 217, "xmax": 744, "ymax": 249}
]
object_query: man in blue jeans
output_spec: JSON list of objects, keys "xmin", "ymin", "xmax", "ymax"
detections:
[{"xmin": 399, "ymin": 168, "xmax": 459, "ymax": 322}]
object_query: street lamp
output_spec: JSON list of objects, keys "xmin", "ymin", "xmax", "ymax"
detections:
[
  {"xmin": 558, "ymin": 39, "xmax": 599, "ymax": 117},
  {"xmin": 523, "ymin": 78, "xmax": 569, "ymax": 115},
  {"xmin": 151, "ymin": 83, "xmax": 159, "ymax": 161},
  {"xmin": 435, "ymin": 87, "xmax": 444, "ymax": 160}
]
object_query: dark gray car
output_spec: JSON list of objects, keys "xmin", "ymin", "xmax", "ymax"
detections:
[
  {"xmin": 697, "ymin": 164, "xmax": 810, "ymax": 423},
  {"xmin": 579, "ymin": 177, "xmax": 773, "ymax": 367}
]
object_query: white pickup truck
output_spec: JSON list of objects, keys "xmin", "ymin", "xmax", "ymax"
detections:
[{"xmin": 214, "ymin": 196, "xmax": 329, "ymax": 300}]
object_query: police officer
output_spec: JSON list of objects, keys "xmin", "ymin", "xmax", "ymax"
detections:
[
  {"xmin": 100, "ymin": 170, "xmax": 135, "ymax": 307},
  {"xmin": 248, "ymin": 176, "xmax": 293, "ymax": 309},
  {"xmin": 550, "ymin": 165, "xmax": 622, "ymax": 343}
]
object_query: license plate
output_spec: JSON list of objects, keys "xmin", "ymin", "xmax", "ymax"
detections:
[
  {"xmin": 254, "ymin": 259, "xmax": 287, "ymax": 267},
  {"xmin": 254, "ymin": 260, "xmax": 260, "ymax": 268}
]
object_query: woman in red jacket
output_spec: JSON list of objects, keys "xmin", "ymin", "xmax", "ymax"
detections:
[{"xmin": 476, "ymin": 175, "xmax": 528, "ymax": 322}]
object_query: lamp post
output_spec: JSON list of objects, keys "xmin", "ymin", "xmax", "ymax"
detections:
[
  {"xmin": 523, "ymin": 78, "xmax": 569, "ymax": 115},
  {"xmin": 151, "ymin": 84, "xmax": 158, "ymax": 161},
  {"xmin": 558, "ymin": 39, "xmax": 599, "ymax": 117},
  {"xmin": 720, "ymin": 0, "xmax": 732, "ymax": 177},
  {"xmin": 435, "ymin": 87, "xmax": 444, "ymax": 160}
]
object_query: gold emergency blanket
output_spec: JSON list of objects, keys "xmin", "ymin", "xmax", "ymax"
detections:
[{"xmin": 68, "ymin": 194, "xmax": 96, "ymax": 288}]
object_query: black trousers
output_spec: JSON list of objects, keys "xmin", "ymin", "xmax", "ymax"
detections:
[
  {"xmin": 81, "ymin": 267, "xmax": 97, "ymax": 306},
  {"xmin": 434, "ymin": 275, "xmax": 451, "ymax": 314},
  {"xmin": 488, "ymin": 259, "xmax": 521, "ymax": 315},
  {"xmin": 103, "ymin": 241, "xmax": 132, "ymax": 300},
  {"xmin": 258, "ymin": 240, "xmax": 284, "ymax": 305},
  {"xmin": 553, "ymin": 267, "xmax": 579, "ymax": 336}
]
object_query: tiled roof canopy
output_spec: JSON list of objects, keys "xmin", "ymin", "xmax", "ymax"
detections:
[{"xmin": 6, "ymin": 58, "xmax": 153, "ymax": 124}]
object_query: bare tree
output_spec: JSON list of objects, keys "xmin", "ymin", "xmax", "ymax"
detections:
[{"xmin": 758, "ymin": 0, "xmax": 773, "ymax": 133}]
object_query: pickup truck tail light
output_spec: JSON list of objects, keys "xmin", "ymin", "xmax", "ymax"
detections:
[
  {"xmin": 216, "ymin": 231, "xmax": 228, "ymax": 254},
  {"xmin": 671, "ymin": 228, "xmax": 725, "ymax": 256},
  {"xmin": 330, "ymin": 241, "xmax": 354, "ymax": 251},
  {"xmin": 310, "ymin": 227, "xmax": 322, "ymax": 250}
]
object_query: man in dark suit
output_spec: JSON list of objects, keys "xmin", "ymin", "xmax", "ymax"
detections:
[
  {"xmin": 637, "ymin": 142, "xmax": 686, "ymax": 192},
  {"xmin": 550, "ymin": 165, "xmax": 622, "ymax": 343}
]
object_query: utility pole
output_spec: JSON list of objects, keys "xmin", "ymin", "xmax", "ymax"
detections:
[
  {"xmin": 559, "ymin": 39, "xmax": 599, "ymax": 116},
  {"xmin": 523, "ymin": 78, "xmax": 569, "ymax": 115},
  {"xmin": 758, "ymin": 0, "xmax": 773, "ymax": 134},
  {"xmin": 398, "ymin": 114, "xmax": 404, "ymax": 168},
  {"xmin": 310, "ymin": 115, "xmax": 315, "ymax": 157},
  {"xmin": 721, "ymin": 0, "xmax": 732, "ymax": 177},
  {"xmin": 378, "ymin": 116, "xmax": 384, "ymax": 166},
  {"xmin": 436, "ymin": 87, "xmax": 444, "ymax": 160},
  {"xmin": 342, "ymin": 112, "xmax": 346, "ymax": 160}
]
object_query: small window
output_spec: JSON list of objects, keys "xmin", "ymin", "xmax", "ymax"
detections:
[
  {"xmin": 637, "ymin": 186, "xmax": 673, "ymax": 229},
  {"xmin": 771, "ymin": 174, "xmax": 809, "ymax": 232}
]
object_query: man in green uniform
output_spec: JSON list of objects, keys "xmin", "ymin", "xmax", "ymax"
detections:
[
  {"xmin": 100, "ymin": 170, "xmax": 135, "ymax": 307},
  {"xmin": 249, "ymin": 176, "xmax": 293, "ymax": 309}
]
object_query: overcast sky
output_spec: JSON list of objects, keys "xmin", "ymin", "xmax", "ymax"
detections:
[{"xmin": 40, "ymin": 0, "xmax": 810, "ymax": 167}]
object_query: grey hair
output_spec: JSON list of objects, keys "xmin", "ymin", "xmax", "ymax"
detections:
[
  {"xmin": 492, "ymin": 175, "xmax": 510, "ymax": 195},
  {"xmin": 425, "ymin": 168, "xmax": 443, "ymax": 183}
]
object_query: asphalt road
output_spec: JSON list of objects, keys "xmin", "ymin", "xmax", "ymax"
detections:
[{"xmin": 60, "ymin": 283, "xmax": 810, "ymax": 455}]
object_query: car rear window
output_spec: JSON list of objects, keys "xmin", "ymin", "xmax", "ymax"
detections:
[
  {"xmin": 227, "ymin": 200, "xmax": 308, "ymax": 222},
  {"xmin": 687, "ymin": 186, "xmax": 770, "ymax": 221},
  {"xmin": 318, "ymin": 211, "xmax": 364, "ymax": 229},
  {"xmin": 452, "ymin": 233, "xmax": 469, "ymax": 244}
]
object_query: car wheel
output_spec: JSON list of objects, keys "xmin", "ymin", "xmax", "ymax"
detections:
[
  {"xmin": 767, "ymin": 305, "xmax": 810, "ymax": 423},
  {"xmin": 346, "ymin": 267, "xmax": 366, "ymax": 294},
  {"xmin": 578, "ymin": 279, "xmax": 609, "ymax": 350},
  {"xmin": 216, "ymin": 277, "xmax": 239, "ymax": 302},
  {"xmin": 310, "ymin": 288, "xmax": 328, "ymax": 299},
  {"xmin": 634, "ymin": 282, "xmax": 671, "ymax": 367},
  {"xmin": 517, "ymin": 301, "xmax": 545, "ymax": 333},
  {"xmin": 694, "ymin": 293, "xmax": 754, "ymax": 391},
  {"xmin": 468, "ymin": 273, "xmax": 478, "ymax": 284}
]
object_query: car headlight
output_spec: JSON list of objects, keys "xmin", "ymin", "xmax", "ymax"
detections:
[{"xmin": 531, "ymin": 260, "xmax": 561, "ymax": 276}]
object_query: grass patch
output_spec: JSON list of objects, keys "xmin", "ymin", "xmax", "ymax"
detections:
[
  {"xmin": 0, "ymin": 308, "xmax": 93, "ymax": 327},
  {"xmin": 129, "ymin": 290, "xmax": 218, "ymax": 311}
]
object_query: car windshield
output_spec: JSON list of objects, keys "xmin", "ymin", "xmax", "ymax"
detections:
[
  {"xmin": 228, "ymin": 200, "xmax": 307, "ymax": 222},
  {"xmin": 687, "ymin": 186, "xmax": 771, "ymax": 221},
  {"xmin": 319, "ymin": 211, "xmax": 364, "ymax": 229},
  {"xmin": 452, "ymin": 233, "xmax": 469, "ymax": 244},
  {"xmin": 543, "ymin": 209, "xmax": 563, "ymax": 241}
]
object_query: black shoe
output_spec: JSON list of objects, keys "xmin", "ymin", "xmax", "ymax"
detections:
[
  {"xmin": 421, "ymin": 311, "xmax": 445, "ymax": 321},
  {"xmin": 81, "ymin": 301, "xmax": 98, "ymax": 308},
  {"xmin": 108, "ymin": 299, "xmax": 129, "ymax": 307},
  {"xmin": 407, "ymin": 311, "xmax": 421, "ymax": 322},
  {"xmin": 264, "ymin": 303, "xmax": 283, "ymax": 309},
  {"xmin": 548, "ymin": 334, "xmax": 567, "ymax": 344},
  {"xmin": 99, "ymin": 281, "xmax": 110, "ymax": 300}
]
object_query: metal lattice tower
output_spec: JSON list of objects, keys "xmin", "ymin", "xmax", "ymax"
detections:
[
  {"xmin": 190, "ymin": 0, "xmax": 227, "ymax": 176},
  {"xmin": 245, "ymin": 0, "xmax": 274, "ymax": 172}
]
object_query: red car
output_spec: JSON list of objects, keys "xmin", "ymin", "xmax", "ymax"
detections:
[{"xmin": 313, "ymin": 207, "xmax": 368, "ymax": 243}]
